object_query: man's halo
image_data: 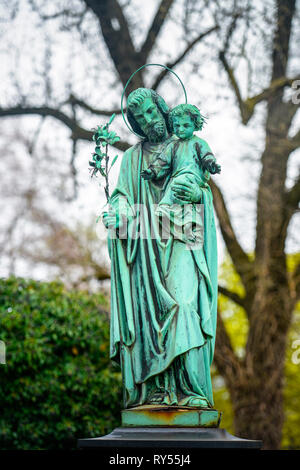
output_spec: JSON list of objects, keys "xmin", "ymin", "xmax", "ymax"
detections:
[{"xmin": 121, "ymin": 63, "xmax": 188, "ymax": 136}]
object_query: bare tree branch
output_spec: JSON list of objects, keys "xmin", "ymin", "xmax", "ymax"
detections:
[
  {"xmin": 0, "ymin": 104, "xmax": 90, "ymax": 136},
  {"xmin": 84, "ymin": 0, "xmax": 143, "ymax": 92},
  {"xmin": 0, "ymin": 105, "xmax": 130, "ymax": 151},
  {"xmin": 270, "ymin": 0, "xmax": 296, "ymax": 83},
  {"xmin": 66, "ymin": 94, "xmax": 124, "ymax": 116},
  {"xmin": 285, "ymin": 173, "xmax": 300, "ymax": 212},
  {"xmin": 218, "ymin": 285, "xmax": 246, "ymax": 309},
  {"xmin": 219, "ymin": 49, "xmax": 299, "ymax": 124},
  {"xmin": 288, "ymin": 127, "xmax": 300, "ymax": 151},
  {"xmin": 139, "ymin": 0, "xmax": 175, "ymax": 61},
  {"xmin": 151, "ymin": 25, "xmax": 219, "ymax": 91},
  {"xmin": 29, "ymin": 1, "xmax": 88, "ymax": 22},
  {"xmin": 244, "ymin": 76, "xmax": 300, "ymax": 123},
  {"xmin": 219, "ymin": 50, "xmax": 247, "ymax": 120},
  {"xmin": 210, "ymin": 179, "xmax": 254, "ymax": 290}
]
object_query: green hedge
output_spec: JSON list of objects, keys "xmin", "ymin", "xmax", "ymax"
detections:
[{"xmin": 0, "ymin": 277, "xmax": 122, "ymax": 449}]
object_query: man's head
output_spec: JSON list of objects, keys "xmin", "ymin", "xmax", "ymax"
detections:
[{"xmin": 127, "ymin": 88, "xmax": 170, "ymax": 142}]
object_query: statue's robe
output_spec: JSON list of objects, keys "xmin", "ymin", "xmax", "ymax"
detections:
[{"xmin": 108, "ymin": 137, "xmax": 218, "ymax": 408}]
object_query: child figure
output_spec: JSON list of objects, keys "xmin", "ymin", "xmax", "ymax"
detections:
[
  {"xmin": 141, "ymin": 104, "xmax": 220, "ymax": 184},
  {"xmin": 141, "ymin": 104, "xmax": 221, "ymax": 245}
]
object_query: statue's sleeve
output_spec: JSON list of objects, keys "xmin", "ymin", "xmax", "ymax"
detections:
[
  {"xmin": 109, "ymin": 147, "xmax": 136, "ymax": 220},
  {"xmin": 195, "ymin": 138, "xmax": 216, "ymax": 163}
]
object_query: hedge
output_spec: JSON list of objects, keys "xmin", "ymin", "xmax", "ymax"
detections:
[{"xmin": 0, "ymin": 277, "xmax": 122, "ymax": 449}]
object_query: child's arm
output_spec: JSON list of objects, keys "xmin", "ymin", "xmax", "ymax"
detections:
[
  {"xmin": 202, "ymin": 156, "xmax": 221, "ymax": 174},
  {"xmin": 195, "ymin": 138, "xmax": 221, "ymax": 175}
]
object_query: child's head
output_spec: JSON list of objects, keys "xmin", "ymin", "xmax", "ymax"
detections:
[{"xmin": 169, "ymin": 104, "xmax": 206, "ymax": 140}]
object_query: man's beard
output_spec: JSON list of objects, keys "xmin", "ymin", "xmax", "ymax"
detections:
[{"xmin": 146, "ymin": 120, "xmax": 166, "ymax": 142}]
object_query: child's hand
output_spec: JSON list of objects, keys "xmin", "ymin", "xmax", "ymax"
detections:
[
  {"xmin": 141, "ymin": 168, "xmax": 155, "ymax": 180},
  {"xmin": 204, "ymin": 160, "xmax": 221, "ymax": 174}
]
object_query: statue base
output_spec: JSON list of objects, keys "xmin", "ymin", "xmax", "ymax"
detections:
[
  {"xmin": 121, "ymin": 405, "xmax": 221, "ymax": 427},
  {"xmin": 77, "ymin": 426, "xmax": 262, "ymax": 449},
  {"xmin": 78, "ymin": 406, "xmax": 262, "ymax": 449}
]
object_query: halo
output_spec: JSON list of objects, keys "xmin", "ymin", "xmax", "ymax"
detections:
[{"xmin": 121, "ymin": 63, "xmax": 188, "ymax": 136}]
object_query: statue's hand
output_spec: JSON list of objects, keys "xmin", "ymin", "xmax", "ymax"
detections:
[
  {"xmin": 171, "ymin": 176, "xmax": 202, "ymax": 203},
  {"xmin": 205, "ymin": 160, "xmax": 221, "ymax": 174},
  {"xmin": 102, "ymin": 210, "xmax": 124, "ymax": 229}
]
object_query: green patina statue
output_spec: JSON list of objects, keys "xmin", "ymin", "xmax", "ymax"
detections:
[
  {"xmin": 141, "ymin": 103, "xmax": 220, "ymax": 246},
  {"xmin": 102, "ymin": 87, "xmax": 219, "ymax": 416}
]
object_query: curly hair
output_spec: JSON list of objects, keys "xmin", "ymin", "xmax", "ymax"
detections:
[
  {"xmin": 169, "ymin": 104, "xmax": 206, "ymax": 132},
  {"xmin": 127, "ymin": 88, "xmax": 171, "ymax": 138}
]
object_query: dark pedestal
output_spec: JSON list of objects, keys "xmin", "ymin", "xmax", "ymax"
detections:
[{"xmin": 77, "ymin": 427, "xmax": 262, "ymax": 449}]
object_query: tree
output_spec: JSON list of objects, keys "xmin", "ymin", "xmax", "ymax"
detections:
[
  {"xmin": 212, "ymin": 0, "xmax": 300, "ymax": 449},
  {"xmin": 0, "ymin": 0, "xmax": 299, "ymax": 449},
  {"xmin": 214, "ymin": 254, "xmax": 300, "ymax": 450}
]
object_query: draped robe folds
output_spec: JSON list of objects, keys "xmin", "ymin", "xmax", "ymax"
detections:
[{"xmin": 108, "ymin": 138, "xmax": 218, "ymax": 408}]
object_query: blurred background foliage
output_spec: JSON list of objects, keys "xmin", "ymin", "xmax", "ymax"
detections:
[{"xmin": 0, "ymin": 277, "xmax": 121, "ymax": 449}]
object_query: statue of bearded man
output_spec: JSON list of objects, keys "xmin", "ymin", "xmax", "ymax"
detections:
[{"xmin": 103, "ymin": 88, "xmax": 218, "ymax": 409}]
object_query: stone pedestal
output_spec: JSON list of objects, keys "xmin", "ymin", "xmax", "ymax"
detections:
[
  {"xmin": 77, "ymin": 406, "xmax": 262, "ymax": 449},
  {"xmin": 77, "ymin": 426, "xmax": 262, "ymax": 449},
  {"xmin": 121, "ymin": 405, "xmax": 221, "ymax": 427}
]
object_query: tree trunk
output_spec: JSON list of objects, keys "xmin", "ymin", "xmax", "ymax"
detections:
[
  {"xmin": 231, "ymin": 373, "xmax": 285, "ymax": 450},
  {"xmin": 229, "ymin": 275, "xmax": 292, "ymax": 449},
  {"xmin": 215, "ymin": 0, "xmax": 298, "ymax": 449}
]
